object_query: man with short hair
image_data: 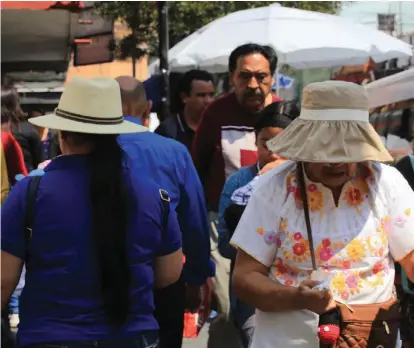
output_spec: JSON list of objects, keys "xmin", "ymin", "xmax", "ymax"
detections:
[
  {"xmin": 191, "ymin": 43, "xmax": 281, "ymax": 346},
  {"xmin": 116, "ymin": 76, "xmax": 214, "ymax": 348},
  {"xmin": 155, "ymin": 69, "xmax": 215, "ymax": 151}
]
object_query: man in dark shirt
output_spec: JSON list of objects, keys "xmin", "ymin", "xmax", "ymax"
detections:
[
  {"xmin": 155, "ymin": 70, "xmax": 215, "ymax": 151},
  {"xmin": 191, "ymin": 43, "xmax": 281, "ymax": 348}
]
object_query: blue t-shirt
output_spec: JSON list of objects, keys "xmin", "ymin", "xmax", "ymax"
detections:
[{"xmin": 1, "ymin": 154, "xmax": 182, "ymax": 346}]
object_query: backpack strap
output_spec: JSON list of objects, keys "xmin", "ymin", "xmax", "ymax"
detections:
[
  {"xmin": 409, "ymin": 155, "xmax": 414, "ymax": 171},
  {"xmin": 25, "ymin": 176, "xmax": 42, "ymax": 243},
  {"xmin": 159, "ymin": 189, "xmax": 170, "ymax": 237}
]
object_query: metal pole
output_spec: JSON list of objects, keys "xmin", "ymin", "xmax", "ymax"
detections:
[{"xmin": 158, "ymin": 1, "xmax": 169, "ymax": 121}]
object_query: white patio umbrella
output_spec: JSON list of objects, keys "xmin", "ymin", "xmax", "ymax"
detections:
[
  {"xmin": 365, "ymin": 68, "xmax": 414, "ymax": 108},
  {"xmin": 149, "ymin": 3, "xmax": 413, "ymax": 74}
]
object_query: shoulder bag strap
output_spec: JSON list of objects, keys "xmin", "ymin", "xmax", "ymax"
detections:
[
  {"xmin": 25, "ymin": 176, "xmax": 42, "ymax": 243},
  {"xmin": 296, "ymin": 163, "xmax": 317, "ymax": 270},
  {"xmin": 159, "ymin": 189, "xmax": 171, "ymax": 238}
]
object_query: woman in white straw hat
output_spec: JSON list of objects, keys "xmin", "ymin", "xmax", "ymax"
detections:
[
  {"xmin": 230, "ymin": 80, "xmax": 414, "ymax": 348},
  {"xmin": 1, "ymin": 77, "xmax": 183, "ymax": 348}
]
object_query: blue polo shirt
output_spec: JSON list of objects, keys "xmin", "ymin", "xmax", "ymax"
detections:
[
  {"xmin": 1, "ymin": 154, "xmax": 182, "ymax": 346},
  {"xmin": 118, "ymin": 116, "xmax": 214, "ymax": 285}
]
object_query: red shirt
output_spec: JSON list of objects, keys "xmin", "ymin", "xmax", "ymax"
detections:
[
  {"xmin": 192, "ymin": 92, "xmax": 281, "ymax": 212},
  {"xmin": 1, "ymin": 131, "xmax": 28, "ymax": 185}
]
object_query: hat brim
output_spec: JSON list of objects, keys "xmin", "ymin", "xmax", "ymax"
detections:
[
  {"xmin": 267, "ymin": 118, "xmax": 393, "ymax": 163},
  {"xmin": 29, "ymin": 113, "xmax": 148, "ymax": 134}
]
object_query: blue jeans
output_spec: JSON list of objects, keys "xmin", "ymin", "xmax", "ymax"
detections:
[{"xmin": 22, "ymin": 331, "xmax": 159, "ymax": 348}]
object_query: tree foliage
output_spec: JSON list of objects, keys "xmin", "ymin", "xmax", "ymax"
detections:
[{"xmin": 96, "ymin": 1, "xmax": 343, "ymax": 59}]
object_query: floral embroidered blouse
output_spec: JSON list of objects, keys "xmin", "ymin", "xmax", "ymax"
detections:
[{"xmin": 231, "ymin": 160, "xmax": 414, "ymax": 348}]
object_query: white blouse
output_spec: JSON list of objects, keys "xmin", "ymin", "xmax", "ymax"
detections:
[{"xmin": 231, "ymin": 161, "xmax": 414, "ymax": 348}]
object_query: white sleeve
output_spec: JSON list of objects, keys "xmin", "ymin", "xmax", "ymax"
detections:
[
  {"xmin": 230, "ymin": 173, "xmax": 284, "ymax": 267},
  {"xmin": 386, "ymin": 167, "xmax": 414, "ymax": 261}
]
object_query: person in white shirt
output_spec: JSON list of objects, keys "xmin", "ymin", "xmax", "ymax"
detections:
[{"xmin": 230, "ymin": 81, "xmax": 414, "ymax": 348}]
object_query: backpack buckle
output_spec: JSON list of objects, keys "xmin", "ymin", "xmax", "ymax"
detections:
[
  {"xmin": 25, "ymin": 227, "xmax": 33, "ymax": 241},
  {"xmin": 159, "ymin": 189, "xmax": 170, "ymax": 202}
]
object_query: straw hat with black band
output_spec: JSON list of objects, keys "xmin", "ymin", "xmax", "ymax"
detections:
[
  {"xmin": 29, "ymin": 77, "xmax": 148, "ymax": 134},
  {"xmin": 267, "ymin": 80, "xmax": 393, "ymax": 163}
]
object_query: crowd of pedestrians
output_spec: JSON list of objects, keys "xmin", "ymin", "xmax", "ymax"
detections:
[{"xmin": 1, "ymin": 42, "xmax": 414, "ymax": 348}]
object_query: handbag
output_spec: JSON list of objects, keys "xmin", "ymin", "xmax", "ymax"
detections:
[{"xmin": 296, "ymin": 163, "xmax": 401, "ymax": 348}]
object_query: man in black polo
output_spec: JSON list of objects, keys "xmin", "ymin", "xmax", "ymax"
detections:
[{"xmin": 155, "ymin": 70, "xmax": 215, "ymax": 151}]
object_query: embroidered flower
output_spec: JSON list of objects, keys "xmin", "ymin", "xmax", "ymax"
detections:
[
  {"xmin": 308, "ymin": 184, "xmax": 317, "ymax": 192},
  {"xmin": 285, "ymin": 280, "xmax": 293, "ymax": 286},
  {"xmin": 319, "ymin": 247, "xmax": 333, "ymax": 262},
  {"xmin": 372, "ymin": 260, "xmax": 385, "ymax": 275},
  {"xmin": 308, "ymin": 190, "xmax": 324, "ymax": 212},
  {"xmin": 378, "ymin": 216, "xmax": 391, "ymax": 235},
  {"xmin": 346, "ymin": 275, "xmax": 359, "ymax": 289},
  {"xmin": 322, "ymin": 238, "xmax": 331, "ymax": 248},
  {"xmin": 274, "ymin": 258, "xmax": 288, "ymax": 274},
  {"xmin": 342, "ymin": 261, "xmax": 351, "ymax": 270},
  {"xmin": 346, "ymin": 239, "xmax": 366, "ymax": 261},
  {"xmin": 394, "ymin": 215, "xmax": 407, "ymax": 228},
  {"xmin": 367, "ymin": 236, "xmax": 384, "ymax": 257},
  {"xmin": 343, "ymin": 186, "xmax": 363, "ymax": 207},
  {"xmin": 256, "ymin": 227, "xmax": 264, "ymax": 236},
  {"xmin": 293, "ymin": 242, "xmax": 306, "ymax": 256},
  {"xmin": 332, "ymin": 273, "xmax": 347, "ymax": 293},
  {"xmin": 276, "ymin": 237, "xmax": 282, "ymax": 248},
  {"xmin": 264, "ymin": 230, "xmax": 278, "ymax": 245},
  {"xmin": 404, "ymin": 208, "xmax": 411, "ymax": 217},
  {"xmin": 286, "ymin": 173, "xmax": 297, "ymax": 193},
  {"xmin": 341, "ymin": 291, "xmax": 350, "ymax": 300},
  {"xmin": 294, "ymin": 232, "xmax": 303, "ymax": 241}
]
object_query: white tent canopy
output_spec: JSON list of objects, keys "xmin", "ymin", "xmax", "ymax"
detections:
[
  {"xmin": 365, "ymin": 68, "xmax": 414, "ymax": 108},
  {"xmin": 149, "ymin": 3, "xmax": 413, "ymax": 74}
]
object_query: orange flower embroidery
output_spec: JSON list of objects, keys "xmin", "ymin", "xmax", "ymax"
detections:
[
  {"xmin": 256, "ymin": 227, "xmax": 264, "ymax": 235},
  {"xmin": 343, "ymin": 186, "xmax": 363, "ymax": 207},
  {"xmin": 308, "ymin": 190, "xmax": 324, "ymax": 212}
]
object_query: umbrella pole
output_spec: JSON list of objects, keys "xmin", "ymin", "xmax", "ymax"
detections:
[{"xmin": 158, "ymin": 1, "xmax": 170, "ymax": 122}]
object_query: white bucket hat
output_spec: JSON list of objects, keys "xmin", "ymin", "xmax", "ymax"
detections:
[
  {"xmin": 29, "ymin": 77, "xmax": 147, "ymax": 134},
  {"xmin": 267, "ymin": 80, "xmax": 393, "ymax": 163}
]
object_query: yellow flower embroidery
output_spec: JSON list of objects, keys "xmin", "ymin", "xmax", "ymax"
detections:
[
  {"xmin": 367, "ymin": 236, "xmax": 385, "ymax": 257},
  {"xmin": 332, "ymin": 271, "xmax": 363, "ymax": 299},
  {"xmin": 331, "ymin": 273, "xmax": 347, "ymax": 294},
  {"xmin": 346, "ymin": 239, "xmax": 366, "ymax": 261},
  {"xmin": 377, "ymin": 216, "xmax": 391, "ymax": 236},
  {"xmin": 404, "ymin": 208, "xmax": 411, "ymax": 217}
]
